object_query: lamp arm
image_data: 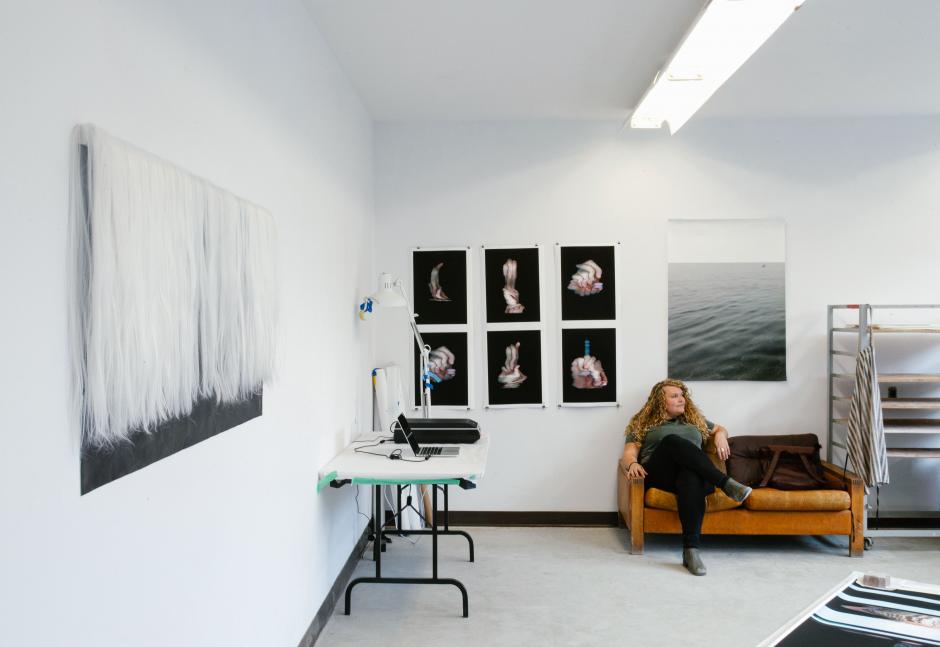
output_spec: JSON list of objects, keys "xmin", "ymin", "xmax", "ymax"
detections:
[{"xmin": 396, "ymin": 281, "xmax": 432, "ymax": 418}]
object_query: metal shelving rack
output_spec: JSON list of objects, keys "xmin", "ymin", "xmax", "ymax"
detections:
[{"xmin": 828, "ymin": 304, "xmax": 940, "ymax": 539}]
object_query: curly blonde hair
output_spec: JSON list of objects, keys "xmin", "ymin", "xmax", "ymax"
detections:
[{"xmin": 625, "ymin": 379, "xmax": 711, "ymax": 445}]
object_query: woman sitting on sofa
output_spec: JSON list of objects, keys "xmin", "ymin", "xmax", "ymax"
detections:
[{"xmin": 622, "ymin": 379, "xmax": 752, "ymax": 576}]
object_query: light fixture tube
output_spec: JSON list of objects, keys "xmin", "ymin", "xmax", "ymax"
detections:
[{"xmin": 630, "ymin": 0, "xmax": 805, "ymax": 134}]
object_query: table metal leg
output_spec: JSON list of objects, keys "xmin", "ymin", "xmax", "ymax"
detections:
[
  {"xmin": 344, "ymin": 483, "xmax": 469, "ymax": 617},
  {"xmin": 396, "ymin": 485, "xmax": 403, "ymax": 532},
  {"xmin": 374, "ymin": 485, "xmax": 382, "ymax": 576},
  {"xmin": 387, "ymin": 485, "xmax": 474, "ymax": 562},
  {"xmin": 432, "ymin": 484, "xmax": 438, "ymax": 579}
]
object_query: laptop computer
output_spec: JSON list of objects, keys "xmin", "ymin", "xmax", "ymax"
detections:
[{"xmin": 396, "ymin": 414, "xmax": 460, "ymax": 458}]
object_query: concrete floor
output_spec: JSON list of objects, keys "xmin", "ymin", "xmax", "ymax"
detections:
[{"xmin": 317, "ymin": 527, "xmax": 940, "ymax": 647}]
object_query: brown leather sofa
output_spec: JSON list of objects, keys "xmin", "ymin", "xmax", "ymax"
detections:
[{"xmin": 616, "ymin": 435, "xmax": 865, "ymax": 557}]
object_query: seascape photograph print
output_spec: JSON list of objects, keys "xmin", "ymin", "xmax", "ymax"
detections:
[{"xmin": 668, "ymin": 220, "xmax": 786, "ymax": 382}]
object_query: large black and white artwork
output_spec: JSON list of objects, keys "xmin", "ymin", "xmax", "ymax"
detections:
[
  {"xmin": 561, "ymin": 328, "xmax": 617, "ymax": 405},
  {"xmin": 414, "ymin": 332, "xmax": 470, "ymax": 408},
  {"xmin": 412, "ymin": 248, "xmax": 469, "ymax": 325},
  {"xmin": 484, "ymin": 246, "xmax": 541, "ymax": 324},
  {"xmin": 559, "ymin": 245, "xmax": 616, "ymax": 321},
  {"xmin": 70, "ymin": 125, "xmax": 277, "ymax": 494},
  {"xmin": 485, "ymin": 330, "xmax": 543, "ymax": 407},
  {"xmin": 668, "ymin": 220, "xmax": 786, "ymax": 381},
  {"xmin": 766, "ymin": 572, "xmax": 940, "ymax": 646}
]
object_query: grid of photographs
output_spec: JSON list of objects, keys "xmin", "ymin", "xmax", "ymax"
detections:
[
  {"xmin": 482, "ymin": 246, "xmax": 545, "ymax": 408},
  {"xmin": 557, "ymin": 244, "xmax": 619, "ymax": 407},
  {"xmin": 411, "ymin": 248, "xmax": 473, "ymax": 409}
]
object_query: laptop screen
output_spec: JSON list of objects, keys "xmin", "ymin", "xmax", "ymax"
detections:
[{"xmin": 396, "ymin": 413, "xmax": 421, "ymax": 455}]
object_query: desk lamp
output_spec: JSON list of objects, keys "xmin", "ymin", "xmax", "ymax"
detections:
[{"xmin": 361, "ymin": 272, "xmax": 433, "ymax": 418}]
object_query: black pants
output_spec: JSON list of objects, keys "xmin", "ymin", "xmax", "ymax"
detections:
[{"xmin": 644, "ymin": 434, "xmax": 728, "ymax": 549}]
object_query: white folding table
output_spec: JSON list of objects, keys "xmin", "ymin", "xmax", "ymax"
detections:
[{"xmin": 317, "ymin": 432, "xmax": 489, "ymax": 617}]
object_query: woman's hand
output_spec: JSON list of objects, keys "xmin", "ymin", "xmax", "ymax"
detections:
[
  {"xmin": 622, "ymin": 441, "xmax": 645, "ymax": 479},
  {"xmin": 626, "ymin": 462, "xmax": 647, "ymax": 479},
  {"xmin": 714, "ymin": 426, "xmax": 731, "ymax": 461}
]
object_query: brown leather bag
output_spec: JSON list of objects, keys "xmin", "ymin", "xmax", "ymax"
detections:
[
  {"xmin": 728, "ymin": 434, "xmax": 828, "ymax": 490},
  {"xmin": 758, "ymin": 445, "xmax": 828, "ymax": 489}
]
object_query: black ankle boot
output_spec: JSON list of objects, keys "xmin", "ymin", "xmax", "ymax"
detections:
[
  {"xmin": 722, "ymin": 477, "xmax": 753, "ymax": 503},
  {"xmin": 682, "ymin": 548, "xmax": 707, "ymax": 576}
]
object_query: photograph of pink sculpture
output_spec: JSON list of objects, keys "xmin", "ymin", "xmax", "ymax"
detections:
[
  {"xmin": 559, "ymin": 245, "xmax": 616, "ymax": 321},
  {"xmin": 413, "ymin": 331, "xmax": 469, "ymax": 407},
  {"xmin": 484, "ymin": 246, "xmax": 541, "ymax": 324},
  {"xmin": 561, "ymin": 328, "xmax": 616, "ymax": 404},
  {"xmin": 412, "ymin": 249, "xmax": 469, "ymax": 325},
  {"xmin": 486, "ymin": 330, "xmax": 543, "ymax": 406}
]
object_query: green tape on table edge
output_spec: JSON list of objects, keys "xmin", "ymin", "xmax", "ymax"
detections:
[
  {"xmin": 317, "ymin": 474, "xmax": 478, "ymax": 491},
  {"xmin": 316, "ymin": 471, "xmax": 338, "ymax": 493},
  {"xmin": 350, "ymin": 476, "xmax": 476, "ymax": 486}
]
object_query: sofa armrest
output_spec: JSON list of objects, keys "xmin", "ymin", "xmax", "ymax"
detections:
[
  {"xmin": 822, "ymin": 461, "xmax": 865, "ymax": 557},
  {"xmin": 821, "ymin": 460, "xmax": 862, "ymax": 490},
  {"xmin": 617, "ymin": 458, "xmax": 645, "ymax": 554},
  {"xmin": 702, "ymin": 434, "xmax": 727, "ymax": 473}
]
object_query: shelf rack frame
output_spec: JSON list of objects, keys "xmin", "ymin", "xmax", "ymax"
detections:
[{"xmin": 827, "ymin": 303, "xmax": 940, "ymax": 539}]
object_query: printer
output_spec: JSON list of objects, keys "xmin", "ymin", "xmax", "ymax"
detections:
[{"xmin": 395, "ymin": 418, "xmax": 480, "ymax": 444}]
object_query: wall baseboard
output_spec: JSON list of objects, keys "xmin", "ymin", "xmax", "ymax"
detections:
[
  {"xmin": 297, "ymin": 525, "xmax": 370, "ymax": 647},
  {"xmin": 447, "ymin": 511, "xmax": 619, "ymax": 527}
]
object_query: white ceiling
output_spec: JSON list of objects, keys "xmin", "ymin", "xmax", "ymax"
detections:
[{"xmin": 305, "ymin": 0, "xmax": 940, "ymax": 122}]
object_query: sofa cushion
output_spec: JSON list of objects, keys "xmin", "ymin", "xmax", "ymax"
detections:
[
  {"xmin": 645, "ymin": 488, "xmax": 742, "ymax": 512},
  {"xmin": 744, "ymin": 487, "xmax": 850, "ymax": 511}
]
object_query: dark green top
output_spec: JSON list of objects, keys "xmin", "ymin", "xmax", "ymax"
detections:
[{"xmin": 628, "ymin": 418, "xmax": 714, "ymax": 465}]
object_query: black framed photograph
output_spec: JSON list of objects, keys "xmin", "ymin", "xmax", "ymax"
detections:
[
  {"xmin": 412, "ymin": 248, "xmax": 469, "ymax": 325},
  {"xmin": 484, "ymin": 246, "xmax": 541, "ymax": 324},
  {"xmin": 559, "ymin": 245, "xmax": 616, "ymax": 321},
  {"xmin": 561, "ymin": 327, "xmax": 617, "ymax": 404},
  {"xmin": 485, "ymin": 330, "xmax": 543, "ymax": 407},
  {"xmin": 414, "ymin": 332, "xmax": 469, "ymax": 408}
]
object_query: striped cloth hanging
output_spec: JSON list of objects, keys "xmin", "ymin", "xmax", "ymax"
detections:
[{"xmin": 846, "ymin": 342, "xmax": 889, "ymax": 488}]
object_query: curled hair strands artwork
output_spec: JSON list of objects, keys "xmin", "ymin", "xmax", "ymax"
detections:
[
  {"xmin": 69, "ymin": 124, "xmax": 277, "ymax": 449},
  {"xmin": 627, "ymin": 379, "xmax": 711, "ymax": 444}
]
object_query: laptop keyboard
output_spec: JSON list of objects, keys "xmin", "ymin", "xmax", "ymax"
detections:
[{"xmin": 417, "ymin": 446, "xmax": 459, "ymax": 457}]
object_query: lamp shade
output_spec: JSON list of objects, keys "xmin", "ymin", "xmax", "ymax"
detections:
[{"xmin": 372, "ymin": 272, "xmax": 407, "ymax": 308}]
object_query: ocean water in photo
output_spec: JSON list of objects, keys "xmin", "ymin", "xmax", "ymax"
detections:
[{"xmin": 668, "ymin": 262, "xmax": 786, "ymax": 381}]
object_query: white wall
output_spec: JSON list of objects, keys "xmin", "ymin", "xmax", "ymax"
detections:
[
  {"xmin": 0, "ymin": 2, "xmax": 373, "ymax": 645},
  {"xmin": 375, "ymin": 118, "xmax": 940, "ymax": 513}
]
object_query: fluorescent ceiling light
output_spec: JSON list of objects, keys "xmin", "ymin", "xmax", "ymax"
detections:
[{"xmin": 630, "ymin": 0, "xmax": 805, "ymax": 134}]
